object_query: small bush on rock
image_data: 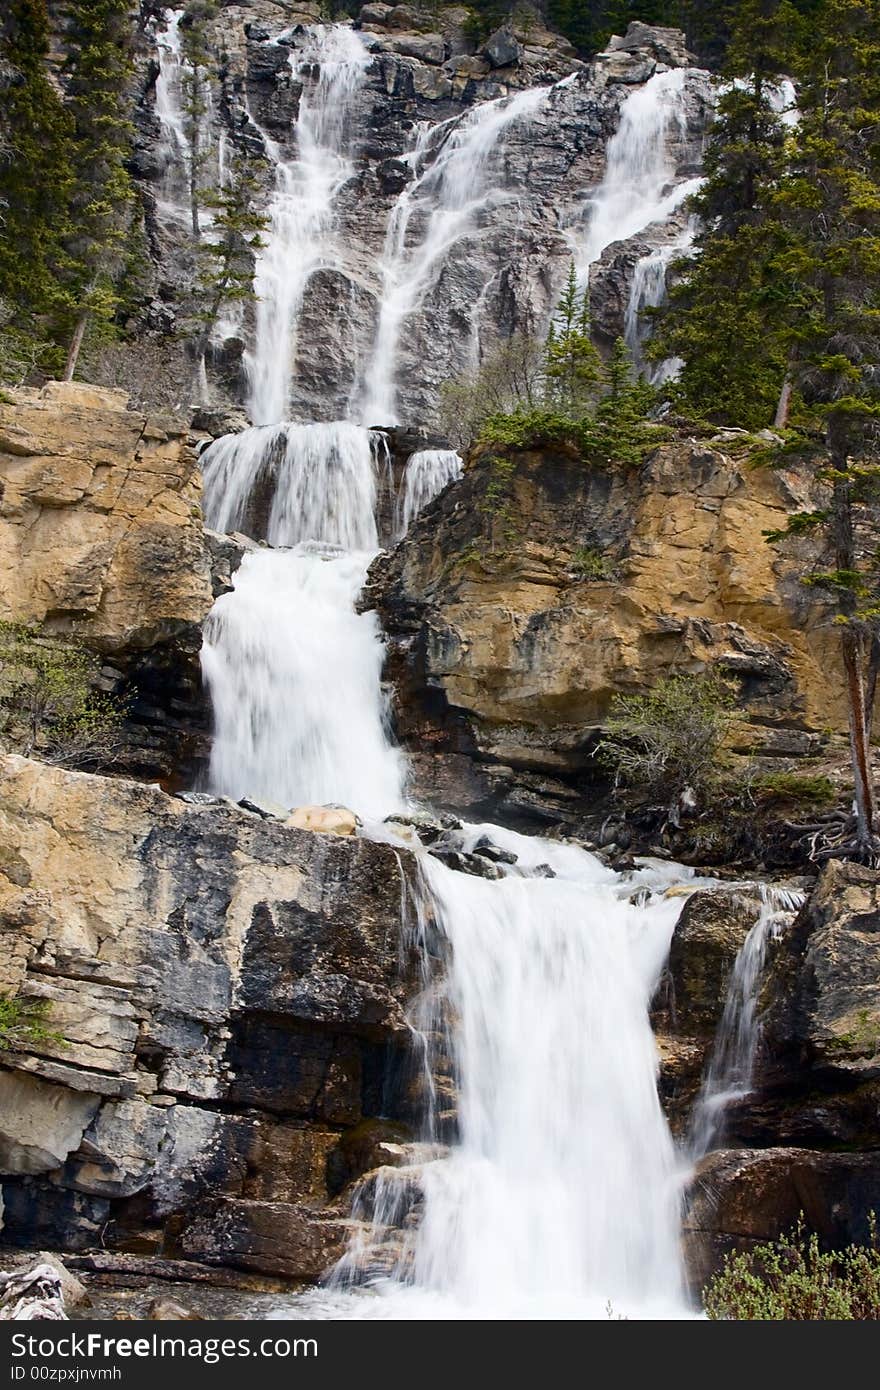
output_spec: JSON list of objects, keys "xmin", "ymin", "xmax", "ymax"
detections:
[
  {"xmin": 705, "ymin": 1220, "xmax": 880, "ymax": 1320},
  {"xmin": 0, "ymin": 622, "xmax": 125, "ymax": 770},
  {"xmin": 0, "ymin": 995, "xmax": 64, "ymax": 1052},
  {"xmin": 596, "ymin": 671, "xmax": 735, "ymax": 812}
]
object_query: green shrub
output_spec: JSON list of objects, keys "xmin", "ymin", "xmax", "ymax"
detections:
[
  {"xmin": 705, "ymin": 1220, "xmax": 880, "ymax": 1320},
  {"xmin": 753, "ymin": 771, "xmax": 837, "ymax": 807},
  {"xmin": 596, "ymin": 671, "xmax": 735, "ymax": 805},
  {"xmin": 570, "ymin": 545, "xmax": 617, "ymax": 582},
  {"xmin": 0, "ymin": 621, "xmax": 125, "ymax": 769},
  {"xmin": 0, "ymin": 994, "xmax": 64, "ymax": 1052}
]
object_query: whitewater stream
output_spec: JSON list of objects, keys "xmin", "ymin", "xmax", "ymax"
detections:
[{"xmin": 186, "ymin": 15, "xmax": 751, "ymax": 1321}]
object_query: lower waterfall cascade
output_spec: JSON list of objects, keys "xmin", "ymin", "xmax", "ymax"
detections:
[{"xmin": 197, "ymin": 422, "xmax": 721, "ymax": 1320}]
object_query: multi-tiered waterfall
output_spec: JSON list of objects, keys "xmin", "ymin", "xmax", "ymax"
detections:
[
  {"xmin": 181, "ymin": 12, "xmax": 724, "ymax": 1319},
  {"xmin": 198, "ymin": 407, "xmax": 701, "ymax": 1320}
]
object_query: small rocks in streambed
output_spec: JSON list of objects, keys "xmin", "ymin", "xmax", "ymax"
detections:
[
  {"xmin": 430, "ymin": 848, "xmax": 504, "ymax": 880},
  {"xmin": 286, "ymin": 804, "xmax": 359, "ymax": 836},
  {"xmin": 147, "ymin": 1297, "xmax": 203, "ymax": 1321},
  {"xmin": 384, "ymin": 810, "xmax": 462, "ymax": 846},
  {"xmin": 471, "ymin": 835, "xmax": 518, "ymax": 866},
  {"xmin": 238, "ymin": 796, "xmax": 289, "ymax": 820},
  {"xmin": 0, "ymin": 1263, "xmax": 67, "ymax": 1321},
  {"xmin": 175, "ymin": 791, "xmax": 221, "ymax": 807},
  {"xmin": 532, "ymin": 863, "xmax": 556, "ymax": 879}
]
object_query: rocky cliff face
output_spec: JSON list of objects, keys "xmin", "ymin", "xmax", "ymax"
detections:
[
  {"xmin": 125, "ymin": 4, "xmax": 712, "ymax": 427},
  {"xmin": 0, "ymin": 382, "xmax": 215, "ymax": 780},
  {"xmin": 0, "ymin": 752, "xmax": 422, "ymax": 1277},
  {"xmin": 659, "ymin": 866, "xmax": 880, "ymax": 1288},
  {"xmin": 367, "ymin": 436, "xmax": 843, "ymax": 836}
]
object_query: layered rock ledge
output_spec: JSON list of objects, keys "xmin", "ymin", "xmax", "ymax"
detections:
[{"xmin": 0, "ymin": 753, "xmax": 421, "ymax": 1277}]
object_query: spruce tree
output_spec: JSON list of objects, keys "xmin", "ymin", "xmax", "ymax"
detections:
[
  {"xmin": 544, "ymin": 263, "xmax": 602, "ymax": 414},
  {"xmin": 649, "ymin": 0, "xmax": 800, "ymax": 427},
  {"xmin": 0, "ymin": 0, "xmax": 73, "ymax": 361},
  {"xmin": 189, "ymin": 151, "xmax": 267, "ymax": 393},
  {"xmin": 766, "ymin": 0, "xmax": 880, "ymax": 857},
  {"xmin": 59, "ymin": 0, "xmax": 135, "ymax": 380}
]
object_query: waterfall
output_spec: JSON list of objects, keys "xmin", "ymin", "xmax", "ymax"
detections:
[
  {"xmin": 245, "ymin": 25, "xmax": 371, "ymax": 426},
  {"xmin": 355, "ymin": 84, "xmax": 553, "ymax": 427},
  {"xmin": 689, "ymin": 885, "xmax": 804, "ymax": 1159},
  {"xmin": 576, "ymin": 68, "xmax": 703, "ymax": 274},
  {"xmin": 624, "ymin": 218, "xmax": 698, "ymax": 380},
  {"xmin": 153, "ymin": 9, "xmax": 190, "ymax": 223},
  {"xmin": 201, "ymin": 420, "xmax": 384, "ymax": 550},
  {"xmin": 201, "ymin": 545, "xmax": 407, "ymax": 819},
  {"xmin": 200, "ymin": 420, "xmax": 406, "ymax": 818},
  {"xmin": 395, "ymin": 449, "xmax": 463, "ymax": 538}
]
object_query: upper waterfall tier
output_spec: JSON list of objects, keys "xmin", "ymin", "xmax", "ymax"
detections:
[{"xmin": 146, "ymin": 14, "xmax": 714, "ymax": 428}]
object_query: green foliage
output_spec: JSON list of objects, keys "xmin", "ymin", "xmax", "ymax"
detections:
[
  {"xmin": 544, "ymin": 263, "xmax": 602, "ymax": 412},
  {"xmin": 596, "ymin": 671, "xmax": 735, "ymax": 803},
  {"xmin": 705, "ymin": 1218, "xmax": 880, "ymax": 1319},
  {"xmin": 0, "ymin": 1, "xmax": 74, "ymax": 354},
  {"xmin": 570, "ymin": 545, "xmax": 618, "ymax": 581},
  {"xmin": 752, "ymin": 770, "xmax": 836, "ymax": 806},
  {"xmin": 189, "ymin": 152, "xmax": 268, "ymax": 361},
  {"xmin": 0, "ymin": 994, "xmax": 65, "ymax": 1052},
  {"xmin": 57, "ymin": 0, "xmax": 136, "ymax": 359},
  {"xmin": 0, "ymin": 621, "xmax": 125, "ymax": 769}
]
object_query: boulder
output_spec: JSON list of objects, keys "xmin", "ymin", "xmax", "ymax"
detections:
[
  {"xmin": 482, "ymin": 27, "xmax": 522, "ymax": 68},
  {"xmin": 286, "ymin": 805, "xmax": 358, "ymax": 836},
  {"xmin": 683, "ymin": 1146, "xmax": 880, "ymax": 1290},
  {"xmin": 665, "ymin": 888, "xmax": 764, "ymax": 1035}
]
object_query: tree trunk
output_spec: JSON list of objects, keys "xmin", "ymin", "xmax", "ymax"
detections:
[
  {"xmin": 829, "ymin": 419, "xmax": 878, "ymax": 854},
  {"xmin": 62, "ymin": 312, "xmax": 88, "ymax": 382},
  {"xmin": 841, "ymin": 626, "xmax": 877, "ymax": 851},
  {"xmin": 773, "ymin": 372, "xmax": 793, "ymax": 429}
]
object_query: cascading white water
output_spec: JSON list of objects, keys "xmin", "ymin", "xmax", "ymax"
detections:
[
  {"xmin": 355, "ymin": 84, "xmax": 552, "ymax": 426},
  {"xmin": 395, "ymin": 449, "xmax": 463, "ymax": 539},
  {"xmin": 200, "ymin": 420, "xmax": 407, "ymax": 819},
  {"xmin": 689, "ymin": 885, "xmax": 804, "ymax": 1159},
  {"xmin": 201, "ymin": 545, "xmax": 407, "ymax": 818},
  {"xmin": 245, "ymin": 25, "xmax": 370, "ymax": 425},
  {"xmin": 201, "ymin": 420, "xmax": 383, "ymax": 549},
  {"xmin": 624, "ymin": 218, "xmax": 698, "ymax": 380},
  {"xmin": 575, "ymin": 68, "xmax": 703, "ymax": 275},
  {"xmin": 153, "ymin": 10, "xmax": 190, "ymax": 223}
]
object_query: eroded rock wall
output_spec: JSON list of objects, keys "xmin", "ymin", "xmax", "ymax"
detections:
[
  {"xmin": 367, "ymin": 437, "xmax": 843, "ymax": 831},
  {"xmin": 0, "ymin": 753, "xmax": 421, "ymax": 1276}
]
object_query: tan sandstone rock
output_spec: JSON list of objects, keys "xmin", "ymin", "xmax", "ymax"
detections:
[{"xmin": 0, "ymin": 386, "xmax": 212, "ymax": 653}]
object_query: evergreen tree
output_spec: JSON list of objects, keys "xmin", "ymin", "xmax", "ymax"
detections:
[
  {"xmin": 58, "ymin": 0, "xmax": 135, "ymax": 380},
  {"xmin": 649, "ymin": 0, "xmax": 800, "ymax": 426},
  {"xmin": 766, "ymin": 0, "xmax": 880, "ymax": 857},
  {"xmin": 585, "ymin": 337, "xmax": 658, "ymax": 466},
  {"xmin": 544, "ymin": 263, "xmax": 602, "ymax": 413},
  {"xmin": 0, "ymin": 1, "xmax": 73, "ymax": 362},
  {"xmin": 189, "ymin": 151, "xmax": 267, "ymax": 390}
]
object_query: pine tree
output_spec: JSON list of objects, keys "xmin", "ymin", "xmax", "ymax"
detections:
[
  {"xmin": 766, "ymin": 0, "xmax": 880, "ymax": 858},
  {"xmin": 544, "ymin": 263, "xmax": 602, "ymax": 413},
  {"xmin": 649, "ymin": 0, "xmax": 801, "ymax": 426},
  {"xmin": 58, "ymin": 0, "xmax": 135, "ymax": 380},
  {"xmin": 0, "ymin": 0, "xmax": 73, "ymax": 361},
  {"xmin": 584, "ymin": 338, "xmax": 658, "ymax": 466},
  {"xmin": 189, "ymin": 151, "xmax": 267, "ymax": 391}
]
